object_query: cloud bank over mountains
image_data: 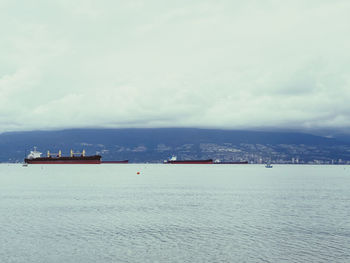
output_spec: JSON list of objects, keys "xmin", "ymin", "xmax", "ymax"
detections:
[{"xmin": 1, "ymin": 0, "xmax": 349, "ymax": 132}]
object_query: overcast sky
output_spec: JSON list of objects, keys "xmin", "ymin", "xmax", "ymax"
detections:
[{"xmin": 1, "ymin": 0, "xmax": 349, "ymax": 132}]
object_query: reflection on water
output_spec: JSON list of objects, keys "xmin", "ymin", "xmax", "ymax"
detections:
[{"xmin": 0, "ymin": 164, "xmax": 349, "ymax": 263}]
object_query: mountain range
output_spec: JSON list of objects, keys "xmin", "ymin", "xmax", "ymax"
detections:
[{"xmin": 1, "ymin": 128, "xmax": 350, "ymax": 163}]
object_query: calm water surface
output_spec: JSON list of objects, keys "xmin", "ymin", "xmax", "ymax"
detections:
[{"xmin": 0, "ymin": 164, "xmax": 349, "ymax": 263}]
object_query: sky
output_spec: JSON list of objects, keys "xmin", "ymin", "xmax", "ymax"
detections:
[{"xmin": 1, "ymin": 0, "xmax": 350, "ymax": 132}]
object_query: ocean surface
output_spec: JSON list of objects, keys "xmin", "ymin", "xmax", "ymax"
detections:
[{"xmin": 0, "ymin": 164, "xmax": 349, "ymax": 263}]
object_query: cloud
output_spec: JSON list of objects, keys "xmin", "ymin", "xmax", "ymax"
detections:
[{"xmin": 0, "ymin": 0, "xmax": 349, "ymax": 132}]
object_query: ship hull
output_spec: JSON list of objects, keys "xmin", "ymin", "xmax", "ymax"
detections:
[
  {"xmin": 214, "ymin": 161, "xmax": 248, "ymax": 164},
  {"xmin": 102, "ymin": 160, "xmax": 129, "ymax": 164},
  {"xmin": 25, "ymin": 155, "xmax": 101, "ymax": 164},
  {"xmin": 165, "ymin": 159, "xmax": 213, "ymax": 164}
]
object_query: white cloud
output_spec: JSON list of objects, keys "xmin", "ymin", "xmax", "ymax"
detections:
[{"xmin": 0, "ymin": 0, "xmax": 349, "ymax": 132}]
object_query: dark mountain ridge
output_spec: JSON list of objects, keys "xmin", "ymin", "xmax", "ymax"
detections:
[{"xmin": 1, "ymin": 128, "xmax": 349, "ymax": 163}]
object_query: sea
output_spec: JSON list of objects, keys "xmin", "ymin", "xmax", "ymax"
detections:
[{"xmin": 0, "ymin": 164, "xmax": 349, "ymax": 263}]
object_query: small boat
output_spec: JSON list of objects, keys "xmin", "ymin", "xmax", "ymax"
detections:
[
  {"xmin": 265, "ymin": 162, "xmax": 273, "ymax": 168},
  {"xmin": 22, "ymin": 163, "xmax": 28, "ymax": 167}
]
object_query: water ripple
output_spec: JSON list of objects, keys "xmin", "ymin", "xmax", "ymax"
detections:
[{"xmin": 0, "ymin": 164, "xmax": 349, "ymax": 262}]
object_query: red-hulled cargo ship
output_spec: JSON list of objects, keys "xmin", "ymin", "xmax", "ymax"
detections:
[
  {"xmin": 164, "ymin": 156, "xmax": 213, "ymax": 164},
  {"xmin": 102, "ymin": 160, "xmax": 129, "ymax": 164},
  {"xmin": 24, "ymin": 147, "xmax": 101, "ymax": 164},
  {"xmin": 214, "ymin": 160, "xmax": 248, "ymax": 164}
]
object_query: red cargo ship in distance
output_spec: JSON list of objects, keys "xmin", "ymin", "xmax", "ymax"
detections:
[
  {"xmin": 24, "ymin": 147, "xmax": 101, "ymax": 164},
  {"xmin": 214, "ymin": 160, "xmax": 248, "ymax": 164},
  {"xmin": 164, "ymin": 156, "xmax": 213, "ymax": 164},
  {"xmin": 102, "ymin": 160, "xmax": 129, "ymax": 164}
]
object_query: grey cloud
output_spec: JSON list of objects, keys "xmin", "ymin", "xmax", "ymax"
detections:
[{"xmin": 0, "ymin": 0, "xmax": 349, "ymax": 132}]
